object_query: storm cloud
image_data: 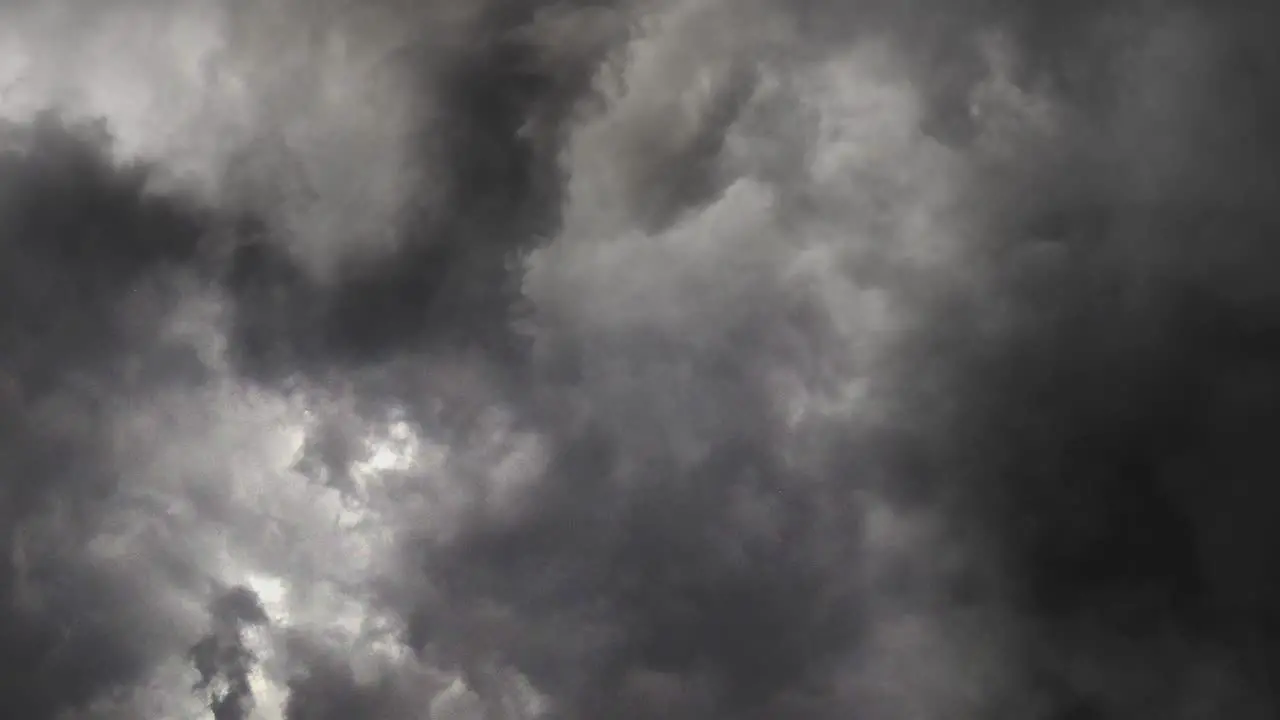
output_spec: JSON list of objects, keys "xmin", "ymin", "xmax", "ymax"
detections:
[{"xmin": 1, "ymin": 1, "xmax": 1279, "ymax": 718}]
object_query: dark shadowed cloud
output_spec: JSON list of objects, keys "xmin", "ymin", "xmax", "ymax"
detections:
[{"xmin": 1, "ymin": 1, "xmax": 1280, "ymax": 719}]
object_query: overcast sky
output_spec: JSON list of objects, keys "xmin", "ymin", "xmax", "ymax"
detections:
[{"xmin": 1, "ymin": 1, "xmax": 1279, "ymax": 718}]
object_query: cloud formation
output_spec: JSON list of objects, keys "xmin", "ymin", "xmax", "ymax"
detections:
[{"xmin": 1, "ymin": 1, "xmax": 1280, "ymax": 718}]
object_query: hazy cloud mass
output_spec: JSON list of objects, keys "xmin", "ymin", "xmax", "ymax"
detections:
[{"xmin": 1, "ymin": 1, "xmax": 1279, "ymax": 718}]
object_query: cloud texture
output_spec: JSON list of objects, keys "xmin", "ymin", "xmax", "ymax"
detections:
[{"xmin": 1, "ymin": 1, "xmax": 1280, "ymax": 718}]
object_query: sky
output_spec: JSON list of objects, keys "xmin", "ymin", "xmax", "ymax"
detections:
[{"xmin": 0, "ymin": 1, "xmax": 1279, "ymax": 718}]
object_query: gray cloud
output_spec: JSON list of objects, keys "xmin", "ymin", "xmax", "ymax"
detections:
[{"xmin": 0, "ymin": 1, "xmax": 1279, "ymax": 719}]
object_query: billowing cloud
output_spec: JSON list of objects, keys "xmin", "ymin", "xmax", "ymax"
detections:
[{"xmin": 1, "ymin": 1, "xmax": 1279, "ymax": 719}]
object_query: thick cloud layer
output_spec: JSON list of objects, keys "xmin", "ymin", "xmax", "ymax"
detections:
[{"xmin": 2, "ymin": 1, "xmax": 1280, "ymax": 718}]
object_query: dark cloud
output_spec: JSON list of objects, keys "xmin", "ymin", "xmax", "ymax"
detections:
[
  {"xmin": 190, "ymin": 586, "xmax": 269, "ymax": 720},
  {"xmin": 1, "ymin": 1, "xmax": 1280, "ymax": 719},
  {"xmin": 0, "ymin": 114, "xmax": 217, "ymax": 719}
]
